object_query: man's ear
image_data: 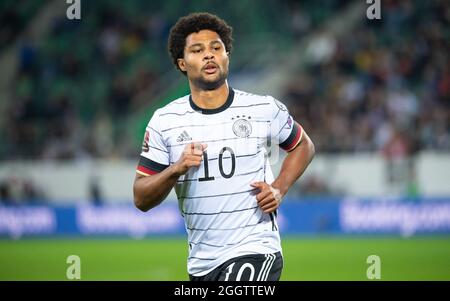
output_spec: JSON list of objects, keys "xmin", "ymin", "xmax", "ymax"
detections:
[{"xmin": 177, "ymin": 58, "xmax": 186, "ymax": 72}]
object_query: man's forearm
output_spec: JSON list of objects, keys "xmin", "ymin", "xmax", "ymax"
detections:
[
  {"xmin": 272, "ymin": 132, "xmax": 315, "ymax": 197},
  {"xmin": 133, "ymin": 165, "xmax": 180, "ymax": 212},
  {"xmin": 133, "ymin": 143, "xmax": 206, "ymax": 212}
]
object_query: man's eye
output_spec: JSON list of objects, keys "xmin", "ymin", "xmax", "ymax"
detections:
[{"xmin": 192, "ymin": 49, "xmax": 201, "ymax": 53}]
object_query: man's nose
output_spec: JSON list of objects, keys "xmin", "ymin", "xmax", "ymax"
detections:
[{"xmin": 203, "ymin": 51, "xmax": 214, "ymax": 60}]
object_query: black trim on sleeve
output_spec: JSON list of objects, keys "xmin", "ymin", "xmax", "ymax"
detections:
[
  {"xmin": 279, "ymin": 122, "xmax": 301, "ymax": 150},
  {"xmin": 138, "ymin": 156, "xmax": 169, "ymax": 173}
]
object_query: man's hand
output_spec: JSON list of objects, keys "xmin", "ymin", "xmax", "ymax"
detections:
[
  {"xmin": 173, "ymin": 142, "xmax": 207, "ymax": 176},
  {"xmin": 250, "ymin": 181, "xmax": 283, "ymax": 214}
]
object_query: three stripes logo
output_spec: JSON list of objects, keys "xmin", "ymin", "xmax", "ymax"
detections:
[
  {"xmin": 257, "ymin": 254, "xmax": 277, "ymax": 281},
  {"xmin": 176, "ymin": 130, "xmax": 192, "ymax": 143}
]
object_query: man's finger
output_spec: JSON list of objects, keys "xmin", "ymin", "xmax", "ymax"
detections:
[
  {"xmin": 186, "ymin": 143, "xmax": 204, "ymax": 155},
  {"xmin": 262, "ymin": 203, "xmax": 279, "ymax": 214},
  {"xmin": 184, "ymin": 150, "xmax": 202, "ymax": 157},
  {"xmin": 186, "ymin": 159, "xmax": 201, "ymax": 167},
  {"xmin": 185, "ymin": 155, "xmax": 203, "ymax": 163},
  {"xmin": 260, "ymin": 198, "xmax": 277, "ymax": 209},
  {"xmin": 256, "ymin": 190, "xmax": 272, "ymax": 202},
  {"xmin": 192, "ymin": 148, "xmax": 204, "ymax": 156},
  {"xmin": 188, "ymin": 142, "xmax": 202, "ymax": 150},
  {"xmin": 258, "ymin": 195, "xmax": 275, "ymax": 207},
  {"xmin": 250, "ymin": 181, "xmax": 266, "ymax": 189}
]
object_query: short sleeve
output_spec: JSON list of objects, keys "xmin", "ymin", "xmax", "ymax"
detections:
[
  {"xmin": 269, "ymin": 97, "xmax": 303, "ymax": 152},
  {"xmin": 136, "ymin": 111, "xmax": 170, "ymax": 176}
]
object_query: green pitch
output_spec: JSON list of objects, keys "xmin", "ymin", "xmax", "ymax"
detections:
[{"xmin": 0, "ymin": 236, "xmax": 449, "ymax": 280}]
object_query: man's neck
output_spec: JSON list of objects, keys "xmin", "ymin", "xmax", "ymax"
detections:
[{"xmin": 189, "ymin": 81, "xmax": 229, "ymax": 109}]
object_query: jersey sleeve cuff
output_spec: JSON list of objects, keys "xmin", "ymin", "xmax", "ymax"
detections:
[
  {"xmin": 136, "ymin": 156, "xmax": 169, "ymax": 176},
  {"xmin": 279, "ymin": 123, "xmax": 303, "ymax": 152}
]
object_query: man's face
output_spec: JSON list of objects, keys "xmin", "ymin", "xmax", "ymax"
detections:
[{"xmin": 178, "ymin": 29, "xmax": 229, "ymax": 90}]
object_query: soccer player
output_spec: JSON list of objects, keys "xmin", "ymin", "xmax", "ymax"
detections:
[{"xmin": 133, "ymin": 12, "xmax": 315, "ymax": 281}]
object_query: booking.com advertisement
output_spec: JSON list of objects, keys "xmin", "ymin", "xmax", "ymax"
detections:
[{"xmin": 1, "ymin": 198, "xmax": 450, "ymax": 239}]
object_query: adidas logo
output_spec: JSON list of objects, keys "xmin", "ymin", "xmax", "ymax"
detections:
[{"xmin": 176, "ymin": 130, "xmax": 192, "ymax": 143}]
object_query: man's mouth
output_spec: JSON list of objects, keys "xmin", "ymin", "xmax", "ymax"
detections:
[{"xmin": 203, "ymin": 63, "xmax": 218, "ymax": 74}]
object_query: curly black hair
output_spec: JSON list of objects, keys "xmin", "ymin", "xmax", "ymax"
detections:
[{"xmin": 168, "ymin": 12, "xmax": 233, "ymax": 75}]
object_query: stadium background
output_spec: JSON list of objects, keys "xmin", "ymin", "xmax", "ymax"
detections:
[{"xmin": 0, "ymin": 0, "xmax": 449, "ymax": 280}]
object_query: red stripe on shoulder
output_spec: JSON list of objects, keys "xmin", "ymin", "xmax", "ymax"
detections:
[{"xmin": 137, "ymin": 165, "xmax": 159, "ymax": 175}]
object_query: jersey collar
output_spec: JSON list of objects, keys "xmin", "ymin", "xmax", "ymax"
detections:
[{"xmin": 189, "ymin": 87, "xmax": 234, "ymax": 115}]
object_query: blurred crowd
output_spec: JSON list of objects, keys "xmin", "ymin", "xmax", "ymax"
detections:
[
  {"xmin": 283, "ymin": 0, "xmax": 450, "ymax": 157},
  {"xmin": 0, "ymin": 0, "xmax": 448, "ymax": 164},
  {"xmin": 0, "ymin": 1, "xmax": 46, "ymax": 50},
  {"xmin": 0, "ymin": 0, "xmax": 355, "ymax": 161},
  {"xmin": 2, "ymin": 1, "xmax": 170, "ymax": 160}
]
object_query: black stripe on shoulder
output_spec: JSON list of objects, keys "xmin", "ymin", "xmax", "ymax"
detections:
[
  {"xmin": 138, "ymin": 156, "xmax": 169, "ymax": 173},
  {"xmin": 149, "ymin": 145, "xmax": 169, "ymax": 154},
  {"xmin": 273, "ymin": 107, "xmax": 282, "ymax": 120},
  {"xmin": 148, "ymin": 126, "xmax": 163, "ymax": 138},
  {"xmin": 229, "ymin": 103, "xmax": 270, "ymax": 109},
  {"xmin": 234, "ymin": 90, "xmax": 264, "ymax": 98},
  {"xmin": 167, "ymin": 100, "xmax": 188, "ymax": 106}
]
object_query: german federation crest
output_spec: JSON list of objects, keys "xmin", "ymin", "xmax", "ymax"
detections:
[{"xmin": 233, "ymin": 119, "xmax": 252, "ymax": 138}]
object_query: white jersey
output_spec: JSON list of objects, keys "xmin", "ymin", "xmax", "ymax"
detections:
[{"xmin": 137, "ymin": 88, "xmax": 303, "ymax": 276}]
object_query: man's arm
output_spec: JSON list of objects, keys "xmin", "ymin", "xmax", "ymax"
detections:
[
  {"xmin": 272, "ymin": 130, "xmax": 315, "ymax": 197},
  {"xmin": 133, "ymin": 143, "xmax": 207, "ymax": 212},
  {"xmin": 251, "ymin": 130, "xmax": 315, "ymax": 213}
]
